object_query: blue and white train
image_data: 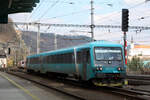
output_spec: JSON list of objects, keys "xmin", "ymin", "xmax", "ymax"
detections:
[{"xmin": 26, "ymin": 41, "xmax": 127, "ymax": 86}]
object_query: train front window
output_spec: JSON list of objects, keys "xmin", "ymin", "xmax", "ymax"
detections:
[{"xmin": 94, "ymin": 47, "xmax": 122, "ymax": 61}]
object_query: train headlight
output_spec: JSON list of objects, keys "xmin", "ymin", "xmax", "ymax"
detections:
[
  {"xmin": 96, "ymin": 67, "xmax": 103, "ymax": 71},
  {"xmin": 96, "ymin": 67, "xmax": 99, "ymax": 71},
  {"xmin": 118, "ymin": 67, "xmax": 124, "ymax": 71},
  {"xmin": 99, "ymin": 67, "xmax": 103, "ymax": 71},
  {"xmin": 118, "ymin": 67, "xmax": 121, "ymax": 71}
]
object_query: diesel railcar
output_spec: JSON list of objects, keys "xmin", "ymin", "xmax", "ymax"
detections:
[{"xmin": 26, "ymin": 41, "xmax": 127, "ymax": 86}]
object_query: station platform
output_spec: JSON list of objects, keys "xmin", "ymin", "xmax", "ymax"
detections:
[{"xmin": 0, "ymin": 72, "xmax": 77, "ymax": 100}]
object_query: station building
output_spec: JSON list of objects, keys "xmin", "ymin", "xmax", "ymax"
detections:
[
  {"xmin": 128, "ymin": 43, "xmax": 150, "ymax": 59},
  {"xmin": 0, "ymin": 50, "xmax": 7, "ymax": 68}
]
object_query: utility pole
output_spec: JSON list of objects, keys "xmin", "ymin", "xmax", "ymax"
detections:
[
  {"xmin": 90, "ymin": 0, "xmax": 95, "ymax": 41},
  {"xmin": 29, "ymin": 39, "xmax": 32, "ymax": 55},
  {"xmin": 37, "ymin": 23, "xmax": 40, "ymax": 54},
  {"xmin": 54, "ymin": 33, "xmax": 57, "ymax": 50}
]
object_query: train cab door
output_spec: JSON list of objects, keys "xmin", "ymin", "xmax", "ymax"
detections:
[{"xmin": 80, "ymin": 48, "xmax": 90, "ymax": 80}]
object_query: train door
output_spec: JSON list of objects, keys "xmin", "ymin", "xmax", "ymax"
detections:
[{"xmin": 79, "ymin": 48, "xmax": 90, "ymax": 80}]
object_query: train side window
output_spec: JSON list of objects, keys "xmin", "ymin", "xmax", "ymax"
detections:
[
  {"xmin": 32, "ymin": 58, "xmax": 34, "ymax": 64},
  {"xmin": 52, "ymin": 55, "xmax": 54, "ymax": 63},
  {"xmin": 77, "ymin": 49, "xmax": 90, "ymax": 64},
  {"xmin": 67, "ymin": 54, "xmax": 69, "ymax": 63},
  {"xmin": 51, "ymin": 55, "xmax": 53, "ymax": 63},
  {"xmin": 65, "ymin": 54, "xmax": 67, "ymax": 63},
  {"xmin": 54, "ymin": 55, "xmax": 56, "ymax": 63},
  {"xmin": 31, "ymin": 58, "xmax": 33, "ymax": 64},
  {"xmin": 44, "ymin": 56, "xmax": 48, "ymax": 64},
  {"xmin": 68, "ymin": 53, "xmax": 73, "ymax": 64},
  {"xmin": 56, "ymin": 55, "xmax": 58, "ymax": 63},
  {"xmin": 55, "ymin": 55, "xmax": 59, "ymax": 63},
  {"xmin": 86, "ymin": 50, "xmax": 90, "ymax": 64},
  {"xmin": 62, "ymin": 54, "xmax": 65, "ymax": 63},
  {"xmin": 55, "ymin": 55, "xmax": 57, "ymax": 63},
  {"xmin": 71, "ymin": 53, "xmax": 74, "ymax": 63},
  {"xmin": 63, "ymin": 54, "xmax": 66, "ymax": 63},
  {"xmin": 60, "ymin": 54, "xmax": 62, "ymax": 63},
  {"xmin": 59, "ymin": 54, "xmax": 61, "ymax": 63},
  {"xmin": 61, "ymin": 54, "xmax": 64, "ymax": 63},
  {"xmin": 45, "ymin": 56, "xmax": 48, "ymax": 63},
  {"xmin": 71, "ymin": 53, "xmax": 74, "ymax": 64},
  {"xmin": 68, "ymin": 53, "xmax": 71, "ymax": 63},
  {"xmin": 57, "ymin": 54, "xmax": 60, "ymax": 63},
  {"xmin": 34, "ymin": 58, "xmax": 37, "ymax": 64},
  {"xmin": 77, "ymin": 51, "xmax": 82, "ymax": 64},
  {"xmin": 43, "ymin": 57, "xmax": 46, "ymax": 63},
  {"xmin": 49, "ymin": 55, "xmax": 52, "ymax": 63},
  {"xmin": 60, "ymin": 54, "xmax": 63, "ymax": 63}
]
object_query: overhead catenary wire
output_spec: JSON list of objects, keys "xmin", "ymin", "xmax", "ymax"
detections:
[
  {"xmin": 37, "ymin": 0, "xmax": 61, "ymax": 22},
  {"xmin": 49, "ymin": 9, "xmax": 90, "ymax": 19},
  {"xmin": 28, "ymin": 0, "xmax": 75, "ymax": 22},
  {"xmin": 27, "ymin": 0, "xmax": 46, "ymax": 22},
  {"xmin": 94, "ymin": 1, "xmax": 146, "ymax": 24},
  {"xmin": 12, "ymin": 22, "xmax": 150, "ymax": 30}
]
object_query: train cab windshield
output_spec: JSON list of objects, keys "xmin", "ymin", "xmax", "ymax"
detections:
[{"xmin": 94, "ymin": 47, "xmax": 122, "ymax": 61}]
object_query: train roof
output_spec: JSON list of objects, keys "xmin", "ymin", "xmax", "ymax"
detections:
[{"xmin": 27, "ymin": 41, "xmax": 123, "ymax": 58}]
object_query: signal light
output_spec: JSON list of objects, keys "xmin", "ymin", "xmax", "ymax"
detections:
[{"xmin": 122, "ymin": 9, "xmax": 129, "ymax": 32}]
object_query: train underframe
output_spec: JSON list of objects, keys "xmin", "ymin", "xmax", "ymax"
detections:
[
  {"xmin": 92, "ymin": 73, "xmax": 128, "ymax": 87},
  {"xmin": 27, "ymin": 68, "xmax": 128, "ymax": 87}
]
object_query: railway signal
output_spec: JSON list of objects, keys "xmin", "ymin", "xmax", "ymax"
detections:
[
  {"xmin": 122, "ymin": 9, "xmax": 129, "ymax": 32},
  {"xmin": 122, "ymin": 9, "xmax": 129, "ymax": 65}
]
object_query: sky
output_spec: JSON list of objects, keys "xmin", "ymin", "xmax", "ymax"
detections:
[{"xmin": 9, "ymin": 0, "xmax": 150, "ymax": 44}]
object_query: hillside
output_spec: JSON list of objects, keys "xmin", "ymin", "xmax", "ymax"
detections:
[
  {"xmin": 22, "ymin": 31, "xmax": 91, "ymax": 53},
  {"xmin": 0, "ymin": 18, "xmax": 16, "ymax": 43}
]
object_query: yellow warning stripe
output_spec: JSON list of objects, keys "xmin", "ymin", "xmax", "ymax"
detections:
[
  {"xmin": 94, "ymin": 80, "xmax": 128, "ymax": 87},
  {"xmin": 94, "ymin": 82, "xmax": 123, "ymax": 87},
  {"xmin": 0, "ymin": 72, "xmax": 40, "ymax": 100}
]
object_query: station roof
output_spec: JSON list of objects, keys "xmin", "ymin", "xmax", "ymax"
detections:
[{"xmin": 7, "ymin": 0, "xmax": 39, "ymax": 14}]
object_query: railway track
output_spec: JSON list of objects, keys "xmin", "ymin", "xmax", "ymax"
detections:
[
  {"xmin": 106, "ymin": 87, "xmax": 150, "ymax": 100},
  {"xmin": 127, "ymin": 75, "xmax": 150, "ymax": 85},
  {"xmin": 5, "ymin": 69, "xmax": 150, "ymax": 100},
  {"xmin": 127, "ymin": 75, "xmax": 150, "ymax": 80}
]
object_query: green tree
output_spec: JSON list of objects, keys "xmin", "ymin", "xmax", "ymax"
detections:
[{"xmin": 127, "ymin": 56, "xmax": 144, "ymax": 71}]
